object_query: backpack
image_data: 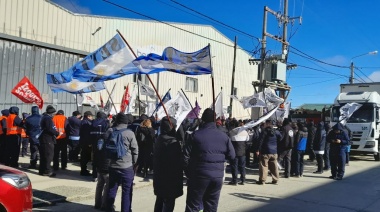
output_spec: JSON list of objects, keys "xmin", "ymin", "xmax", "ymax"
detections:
[{"xmin": 105, "ymin": 127, "xmax": 129, "ymax": 160}]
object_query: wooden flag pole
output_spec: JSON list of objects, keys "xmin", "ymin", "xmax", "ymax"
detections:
[
  {"xmin": 209, "ymin": 43, "xmax": 216, "ymax": 122},
  {"xmin": 181, "ymin": 88, "xmax": 199, "ymax": 121},
  {"xmin": 117, "ymin": 29, "xmax": 173, "ymax": 127}
]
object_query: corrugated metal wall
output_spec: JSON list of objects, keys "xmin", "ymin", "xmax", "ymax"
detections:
[
  {"xmin": 0, "ymin": 0, "xmax": 259, "ymax": 119},
  {"xmin": 0, "ymin": 38, "xmax": 80, "ymax": 114}
]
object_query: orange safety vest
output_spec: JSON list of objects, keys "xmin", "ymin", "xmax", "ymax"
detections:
[
  {"xmin": 0, "ymin": 116, "xmax": 6, "ymax": 135},
  {"xmin": 53, "ymin": 114, "xmax": 67, "ymax": 139},
  {"xmin": 6, "ymin": 114, "xmax": 18, "ymax": 135}
]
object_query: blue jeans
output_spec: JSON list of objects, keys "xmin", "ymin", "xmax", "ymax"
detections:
[
  {"xmin": 230, "ymin": 156, "xmax": 246, "ymax": 182},
  {"xmin": 294, "ymin": 150, "xmax": 305, "ymax": 175},
  {"xmin": 107, "ymin": 167, "xmax": 134, "ymax": 212},
  {"xmin": 330, "ymin": 146, "xmax": 346, "ymax": 178}
]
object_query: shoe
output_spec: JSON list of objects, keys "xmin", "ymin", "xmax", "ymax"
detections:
[
  {"xmin": 313, "ymin": 171, "xmax": 323, "ymax": 174},
  {"xmin": 256, "ymin": 181, "xmax": 265, "ymax": 185},
  {"xmin": 272, "ymin": 180, "xmax": 278, "ymax": 185},
  {"xmin": 80, "ymin": 171, "xmax": 92, "ymax": 176},
  {"xmin": 228, "ymin": 181, "xmax": 237, "ymax": 186},
  {"xmin": 335, "ymin": 177, "xmax": 343, "ymax": 180},
  {"xmin": 329, "ymin": 176, "xmax": 336, "ymax": 179},
  {"xmin": 238, "ymin": 181, "xmax": 245, "ymax": 185}
]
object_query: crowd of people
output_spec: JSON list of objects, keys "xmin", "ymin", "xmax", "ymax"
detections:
[{"xmin": 0, "ymin": 105, "xmax": 352, "ymax": 212}]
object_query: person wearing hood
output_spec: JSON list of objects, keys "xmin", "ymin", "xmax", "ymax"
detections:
[
  {"xmin": 20, "ymin": 113, "xmax": 30, "ymax": 157},
  {"xmin": 25, "ymin": 106, "xmax": 42, "ymax": 169},
  {"xmin": 256, "ymin": 119, "xmax": 283, "ymax": 185},
  {"xmin": 326, "ymin": 123, "xmax": 349, "ymax": 180},
  {"xmin": 313, "ymin": 121, "xmax": 327, "ymax": 174},
  {"xmin": 39, "ymin": 105, "xmax": 59, "ymax": 177},
  {"xmin": 5, "ymin": 106, "xmax": 23, "ymax": 167},
  {"xmin": 153, "ymin": 117, "xmax": 183, "ymax": 212},
  {"xmin": 91, "ymin": 111, "xmax": 110, "ymax": 210},
  {"xmin": 183, "ymin": 108, "xmax": 235, "ymax": 212},
  {"xmin": 80, "ymin": 111, "xmax": 94, "ymax": 176},
  {"xmin": 0, "ymin": 109, "xmax": 9, "ymax": 164},
  {"xmin": 52, "ymin": 110, "xmax": 69, "ymax": 171},
  {"xmin": 105, "ymin": 113, "xmax": 138, "ymax": 212}
]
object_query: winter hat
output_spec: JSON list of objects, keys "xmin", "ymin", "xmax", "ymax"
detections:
[
  {"xmin": 57, "ymin": 110, "xmax": 64, "ymax": 115},
  {"xmin": 1, "ymin": 109, "xmax": 9, "ymax": 116},
  {"xmin": 116, "ymin": 113, "xmax": 129, "ymax": 124},
  {"xmin": 46, "ymin": 105, "xmax": 56, "ymax": 114},
  {"xmin": 201, "ymin": 108, "xmax": 215, "ymax": 123}
]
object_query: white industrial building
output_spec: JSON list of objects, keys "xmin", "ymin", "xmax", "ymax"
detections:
[{"xmin": 0, "ymin": 0, "xmax": 258, "ymax": 119}]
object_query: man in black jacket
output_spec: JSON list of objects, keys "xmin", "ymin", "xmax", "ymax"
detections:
[
  {"xmin": 39, "ymin": 105, "xmax": 59, "ymax": 177},
  {"xmin": 67, "ymin": 111, "xmax": 82, "ymax": 161},
  {"xmin": 80, "ymin": 111, "xmax": 94, "ymax": 176},
  {"xmin": 25, "ymin": 106, "xmax": 42, "ymax": 169},
  {"xmin": 277, "ymin": 118, "xmax": 294, "ymax": 178}
]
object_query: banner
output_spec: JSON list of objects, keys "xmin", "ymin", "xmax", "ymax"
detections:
[
  {"xmin": 126, "ymin": 84, "xmax": 137, "ymax": 114},
  {"xmin": 133, "ymin": 46, "xmax": 212, "ymax": 75},
  {"xmin": 120, "ymin": 84, "xmax": 130, "ymax": 114},
  {"xmin": 339, "ymin": 102, "xmax": 362, "ymax": 125},
  {"xmin": 186, "ymin": 100, "xmax": 201, "ymax": 119},
  {"xmin": 11, "ymin": 77, "xmax": 44, "ymax": 109},
  {"xmin": 47, "ymin": 70, "xmax": 105, "ymax": 93},
  {"xmin": 156, "ymin": 91, "xmax": 192, "ymax": 130},
  {"xmin": 236, "ymin": 106, "xmax": 279, "ymax": 133},
  {"xmin": 138, "ymin": 81, "xmax": 156, "ymax": 99},
  {"xmin": 71, "ymin": 34, "xmax": 140, "ymax": 82},
  {"xmin": 241, "ymin": 88, "xmax": 284, "ymax": 109}
]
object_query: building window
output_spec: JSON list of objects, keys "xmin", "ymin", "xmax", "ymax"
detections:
[{"xmin": 185, "ymin": 77, "xmax": 198, "ymax": 92}]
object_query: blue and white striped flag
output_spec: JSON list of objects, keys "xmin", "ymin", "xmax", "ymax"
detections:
[
  {"xmin": 47, "ymin": 70, "xmax": 105, "ymax": 94},
  {"xmin": 133, "ymin": 46, "xmax": 212, "ymax": 75},
  {"xmin": 72, "ymin": 34, "xmax": 140, "ymax": 82}
]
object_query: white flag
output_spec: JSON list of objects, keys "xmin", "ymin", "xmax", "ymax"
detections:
[
  {"xmin": 126, "ymin": 84, "xmax": 137, "ymax": 114},
  {"xmin": 156, "ymin": 91, "xmax": 192, "ymax": 130},
  {"xmin": 240, "ymin": 88, "xmax": 284, "ymax": 109},
  {"xmin": 270, "ymin": 102, "xmax": 291, "ymax": 122},
  {"xmin": 138, "ymin": 80, "xmax": 156, "ymax": 99},
  {"xmin": 85, "ymin": 95, "xmax": 97, "ymax": 107},
  {"xmin": 237, "ymin": 106, "xmax": 279, "ymax": 133},
  {"xmin": 215, "ymin": 91, "xmax": 224, "ymax": 119},
  {"xmin": 339, "ymin": 102, "xmax": 362, "ymax": 125},
  {"xmin": 74, "ymin": 94, "xmax": 85, "ymax": 106}
]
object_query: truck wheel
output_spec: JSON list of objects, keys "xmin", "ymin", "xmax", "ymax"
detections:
[{"xmin": 374, "ymin": 153, "xmax": 380, "ymax": 161}]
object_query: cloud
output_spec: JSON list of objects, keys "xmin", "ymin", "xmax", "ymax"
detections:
[
  {"xmin": 52, "ymin": 0, "xmax": 92, "ymax": 14},
  {"xmin": 322, "ymin": 55, "xmax": 348, "ymax": 66},
  {"xmin": 367, "ymin": 71, "xmax": 380, "ymax": 82}
]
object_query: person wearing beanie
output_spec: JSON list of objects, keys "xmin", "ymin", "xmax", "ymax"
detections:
[
  {"xmin": 105, "ymin": 112, "xmax": 138, "ymax": 212},
  {"xmin": 52, "ymin": 109, "xmax": 69, "ymax": 171},
  {"xmin": 153, "ymin": 116, "xmax": 183, "ymax": 212},
  {"xmin": 0, "ymin": 109, "xmax": 10, "ymax": 164},
  {"xmin": 25, "ymin": 106, "xmax": 42, "ymax": 169},
  {"xmin": 183, "ymin": 108, "xmax": 235, "ymax": 212},
  {"xmin": 80, "ymin": 111, "xmax": 94, "ymax": 176},
  {"xmin": 67, "ymin": 111, "xmax": 82, "ymax": 162},
  {"xmin": 39, "ymin": 105, "xmax": 59, "ymax": 177},
  {"xmin": 5, "ymin": 106, "xmax": 23, "ymax": 168}
]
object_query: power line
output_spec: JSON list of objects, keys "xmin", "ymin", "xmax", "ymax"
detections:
[
  {"xmin": 292, "ymin": 77, "xmax": 343, "ymax": 88},
  {"xmin": 290, "ymin": 46, "xmax": 349, "ymax": 68},
  {"xmin": 354, "ymin": 72, "xmax": 366, "ymax": 83},
  {"xmin": 296, "ymin": 64, "xmax": 349, "ymax": 78},
  {"xmin": 102, "ymin": 0, "xmax": 253, "ymax": 54},
  {"xmin": 355, "ymin": 67, "xmax": 374, "ymax": 82}
]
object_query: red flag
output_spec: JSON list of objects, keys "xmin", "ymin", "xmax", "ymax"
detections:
[
  {"xmin": 11, "ymin": 76, "xmax": 44, "ymax": 109},
  {"xmin": 100, "ymin": 94, "xmax": 104, "ymax": 108},
  {"xmin": 120, "ymin": 84, "xmax": 130, "ymax": 113}
]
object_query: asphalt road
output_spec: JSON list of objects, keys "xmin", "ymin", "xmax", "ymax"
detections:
[{"xmin": 31, "ymin": 154, "xmax": 380, "ymax": 212}]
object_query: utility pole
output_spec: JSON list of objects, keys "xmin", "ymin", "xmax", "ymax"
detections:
[
  {"xmin": 350, "ymin": 62, "xmax": 354, "ymax": 84},
  {"xmin": 229, "ymin": 36, "xmax": 237, "ymax": 118}
]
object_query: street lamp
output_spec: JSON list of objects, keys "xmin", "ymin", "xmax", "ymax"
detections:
[{"xmin": 350, "ymin": 50, "xmax": 378, "ymax": 84}]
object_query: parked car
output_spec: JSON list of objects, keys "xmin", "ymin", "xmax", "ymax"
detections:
[{"xmin": 0, "ymin": 165, "xmax": 33, "ymax": 212}]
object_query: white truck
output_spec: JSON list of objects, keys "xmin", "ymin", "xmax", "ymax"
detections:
[{"xmin": 331, "ymin": 83, "xmax": 380, "ymax": 161}]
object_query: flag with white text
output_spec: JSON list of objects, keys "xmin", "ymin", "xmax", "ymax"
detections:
[{"xmin": 11, "ymin": 77, "xmax": 44, "ymax": 109}]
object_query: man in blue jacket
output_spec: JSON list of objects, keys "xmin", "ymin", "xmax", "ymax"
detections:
[
  {"xmin": 25, "ymin": 106, "xmax": 42, "ymax": 169},
  {"xmin": 67, "ymin": 111, "xmax": 82, "ymax": 162},
  {"xmin": 183, "ymin": 108, "xmax": 235, "ymax": 212},
  {"xmin": 327, "ymin": 123, "xmax": 349, "ymax": 180}
]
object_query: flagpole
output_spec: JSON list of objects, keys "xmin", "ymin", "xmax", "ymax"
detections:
[
  {"xmin": 181, "ymin": 88, "xmax": 199, "ymax": 121},
  {"xmin": 150, "ymin": 88, "xmax": 171, "ymax": 117},
  {"xmin": 117, "ymin": 29, "xmax": 173, "ymax": 127},
  {"xmin": 209, "ymin": 43, "xmax": 216, "ymax": 122},
  {"xmin": 137, "ymin": 76, "xmax": 142, "ymax": 116},
  {"xmin": 105, "ymin": 83, "xmax": 118, "ymax": 114},
  {"xmin": 75, "ymin": 94, "xmax": 79, "ymax": 111}
]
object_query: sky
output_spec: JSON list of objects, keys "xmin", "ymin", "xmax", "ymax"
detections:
[{"xmin": 51, "ymin": 0, "xmax": 380, "ymax": 108}]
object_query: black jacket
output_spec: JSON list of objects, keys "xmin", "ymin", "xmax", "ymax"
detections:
[
  {"xmin": 67, "ymin": 116, "xmax": 82, "ymax": 137},
  {"xmin": 39, "ymin": 114, "xmax": 59, "ymax": 144},
  {"xmin": 313, "ymin": 122, "xmax": 326, "ymax": 152},
  {"xmin": 278, "ymin": 124, "xmax": 294, "ymax": 151},
  {"xmin": 91, "ymin": 115, "xmax": 110, "ymax": 173},
  {"xmin": 153, "ymin": 119, "xmax": 183, "ymax": 199},
  {"xmin": 258, "ymin": 127, "xmax": 282, "ymax": 154},
  {"xmin": 25, "ymin": 106, "xmax": 42, "ymax": 144}
]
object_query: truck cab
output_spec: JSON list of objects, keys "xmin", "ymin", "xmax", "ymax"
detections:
[{"xmin": 331, "ymin": 83, "xmax": 380, "ymax": 161}]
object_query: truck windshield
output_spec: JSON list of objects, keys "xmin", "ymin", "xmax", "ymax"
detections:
[{"xmin": 331, "ymin": 104, "xmax": 374, "ymax": 123}]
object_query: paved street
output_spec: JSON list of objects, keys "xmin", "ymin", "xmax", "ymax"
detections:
[{"xmin": 19, "ymin": 155, "xmax": 380, "ymax": 212}]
